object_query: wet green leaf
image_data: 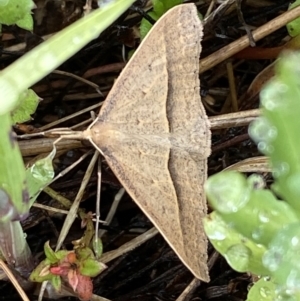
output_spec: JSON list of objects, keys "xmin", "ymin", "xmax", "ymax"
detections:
[
  {"xmin": 263, "ymin": 222, "xmax": 300, "ymax": 294},
  {"xmin": 26, "ymin": 146, "xmax": 56, "ymax": 207},
  {"xmin": 249, "ymin": 51, "xmax": 300, "ymax": 216},
  {"xmin": 204, "ymin": 211, "xmax": 269, "ymax": 275},
  {"xmin": 205, "ymin": 171, "xmax": 298, "ymax": 246},
  {"xmin": 246, "ymin": 278, "xmax": 276, "ymax": 301}
]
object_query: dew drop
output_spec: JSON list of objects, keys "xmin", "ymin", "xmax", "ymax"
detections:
[
  {"xmin": 225, "ymin": 244, "xmax": 251, "ymax": 271},
  {"xmin": 263, "ymin": 247, "xmax": 284, "ymax": 272},
  {"xmin": 249, "ymin": 117, "xmax": 277, "ymax": 144},
  {"xmin": 285, "ymin": 269, "xmax": 300, "ymax": 293},
  {"xmin": 205, "ymin": 172, "xmax": 250, "ymax": 214},
  {"xmin": 261, "ymin": 82, "xmax": 287, "ymax": 111},
  {"xmin": 258, "ymin": 210, "xmax": 270, "ymax": 223},
  {"xmin": 258, "ymin": 141, "xmax": 268, "ymax": 153},
  {"xmin": 272, "ymin": 162, "xmax": 290, "ymax": 178},
  {"xmin": 260, "ymin": 286, "xmax": 272, "ymax": 298}
]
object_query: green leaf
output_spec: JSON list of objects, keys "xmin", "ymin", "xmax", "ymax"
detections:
[
  {"xmin": 29, "ymin": 258, "xmax": 53, "ymax": 282},
  {"xmin": 51, "ymin": 275, "xmax": 62, "ymax": 292},
  {"xmin": 0, "ymin": 0, "xmax": 34, "ymax": 29},
  {"xmin": 11, "ymin": 89, "xmax": 40, "ymax": 124},
  {"xmin": 0, "ymin": 0, "xmax": 136, "ymax": 115},
  {"xmin": 204, "ymin": 211, "xmax": 269, "ymax": 275},
  {"xmin": 16, "ymin": 12, "xmax": 33, "ymax": 31},
  {"xmin": 79, "ymin": 258, "xmax": 106, "ymax": 277},
  {"xmin": 26, "ymin": 146, "xmax": 56, "ymax": 207},
  {"xmin": 205, "ymin": 171, "xmax": 298, "ymax": 246},
  {"xmin": 287, "ymin": 0, "xmax": 300, "ymax": 37},
  {"xmin": 44, "ymin": 241, "xmax": 58, "ymax": 263},
  {"xmin": 92, "ymin": 237, "xmax": 103, "ymax": 258},
  {"xmin": 249, "ymin": 51, "xmax": 300, "ymax": 216},
  {"xmin": 139, "ymin": 0, "xmax": 183, "ymax": 39},
  {"xmin": 140, "ymin": 12, "xmax": 159, "ymax": 40},
  {"xmin": 0, "ymin": 113, "xmax": 28, "ymax": 222},
  {"xmin": 246, "ymin": 278, "xmax": 276, "ymax": 301},
  {"xmin": 76, "ymin": 247, "xmax": 95, "ymax": 261},
  {"xmin": 263, "ymin": 222, "xmax": 300, "ymax": 295}
]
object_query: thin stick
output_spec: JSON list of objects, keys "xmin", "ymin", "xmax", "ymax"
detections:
[
  {"xmin": 0, "ymin": 259, "xmax": 30, "ymax": 301},
  {"xmin": 200, "ymin": 5, "xmax": 300, "ymax": 73},
  {"xmin": 98, "ymin": 188, "xmax": 125, "ymax": 238},
  {"xmin": 56, "ymin": 150, "xmax": 99, "ymax": 251}
]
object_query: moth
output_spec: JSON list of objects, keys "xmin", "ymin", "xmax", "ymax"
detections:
[{"xmin": 78, "ymin": 4, "xmax": 210, "ymax": 281}]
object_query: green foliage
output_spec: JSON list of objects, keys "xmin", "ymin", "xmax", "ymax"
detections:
[
  {"xmin": 0, "ymin": 113, "xmax": 28, "ymax": 222},
  {"xmin": 247, "ymin": 277, "xmax": 276, "ymax": 301},
  {"xmin": 287, "ymin": 0, "xmax": 300, "ymax": 37},
  {"xmin": 0, "ymin": 0, "xmax": 136, "ymax": 115},
  {"xmin": 26, "ymin": 147, "xmax": 56, "ymax": 206},
  {"xmin": 30, "ymin": 242, "xmax": 106, "ymax": 300},
  {"xmin": 205, "ymin": 51, "xmax": 300, "ymax": 301},
  {"xmin": 11, "ymin": 89, "xmax": 40, "ymax": 124},
  {"xmin": 0, "ymin": 0, "xmax": 34, "ymax": 31},
  {"xmin": 140, "ymin": 0, "xmax": 183, "ymax": 39}
]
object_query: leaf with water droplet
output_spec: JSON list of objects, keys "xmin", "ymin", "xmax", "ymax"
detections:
[
  {"xmin": 204, "ymin": 211, "xmax": 269, "ymax": 275},
  {"xmin": 246, "ymin": 277, "xmax": 276, "ymax": 301},
  {"xmin": 263, "ymin": 222, "xmax": 300, "ymax": 294},
  {"xmin": 205, "ymin": 171, "xmax": 298, "ymax": 246},
  {"xmin": 25, "ymin": 146, "xmax": 56, "ymax": 207},
  {"xmin": 249, "ymin": 52, "xmax": 300, "ymax": 216}
]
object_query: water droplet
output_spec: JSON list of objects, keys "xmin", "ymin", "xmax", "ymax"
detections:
[
  {"xmin": 263, "ymin": 246, "xmax": 284, "ymax": 272},
  {"xmin": 225, "ymin": 244, "xmax": 251, "ymax": 271},
  {"xmin": 204, "ymin": 213, "xmax": 227, "ymax": 241},
  {"xmin": 286, "ymin": 269, "xmax": 300, "ymax": 292},
  {"xmin": 258, "ymin": 210, "xmax": 270, "ymax": 223},
  {"xmin": 273, "ymin": 162, "xmax": 290, "ymax": 178},
  {"xmin": 206, "ymin": 172, "xmax": 250, "ymax": 213},
  {"xmin": 258, "ymin": 141, "xmax": 267, "ymax": 152},
  {"xmin": 249, "ymin": 117, "xmax": 277, "ymax": 145},
  {"xmin": 252, "ymin": 225, "xmax": 265, "ymax": 241},
  {"xmin": 260, "ymin": 286, "xmax": 272, "ymax": 298},
  {"xmin": 261, "ymin": 82, "xmax": 287, "ymax": 111}
]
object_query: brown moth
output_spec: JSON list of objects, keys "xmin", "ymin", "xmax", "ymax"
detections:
[{"xmin": 84, "ymin": 4, "xmax": 211, "ymax": 281}]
